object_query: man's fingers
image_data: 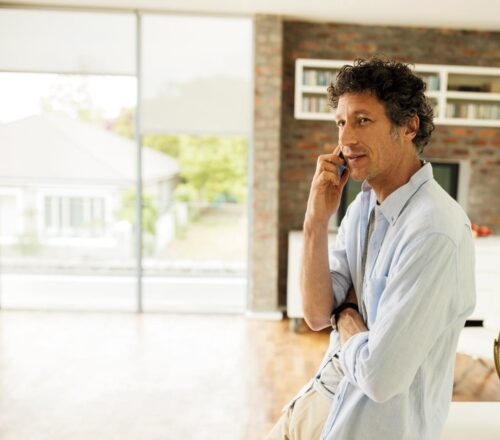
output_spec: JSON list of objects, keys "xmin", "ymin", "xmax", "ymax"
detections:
[
  {"xmin": 318, "ymin": 161, "xmax": 338, "ymax": 174},
  {"xmin": 316, "ymin": 156, "xmax": 345, "ymax": 177},
  {"xmin": 317, "ymin": 152, "xmax": 345, "ymax": 169},
  {"xmin": 318, "ymin": 169, "xmax": 340, "ymax": 186}
]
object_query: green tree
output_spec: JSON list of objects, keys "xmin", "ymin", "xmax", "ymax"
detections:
[
  {"xmin": 142, "ymin": 134, "xmax": 182, "ymax": 158},
  {"xmin": 178, "ymin": 135, "xmax": 247, "ymax": 202},
  {"xmin": 143, "ymin": 134, "xmax": 247, "ymax": 203},
  {"xmin": 109, "ymin": 107, "xmax": 135, "ymax": 139},
  {"xmin": 40, "ymin": 79, "xmax": 104, "ymax": 125},
  {"xmin": 117, "ymin": 189, "xmax": 158, "ymax": 235}
]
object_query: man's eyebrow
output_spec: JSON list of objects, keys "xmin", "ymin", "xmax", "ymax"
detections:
[{"xmin": 335, "ymin": 109, "xmax": 374, "ymax": 121}]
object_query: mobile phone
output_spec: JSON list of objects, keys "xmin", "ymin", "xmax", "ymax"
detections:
[{"xmin": 337, "ymin": 151, "xmax": 347, "ymax": 178}]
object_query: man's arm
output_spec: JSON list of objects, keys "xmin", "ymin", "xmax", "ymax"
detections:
[
  {"xmin": 338, "ymin": 231, "xmax": 474, "ymax": 403},
  {"xmin": 301, "ymin": 147, "xmax": 349, "ymax": 331},
  {"xmin": 337, "ymin": 287, "xmax": 368, "ymax": 346}
]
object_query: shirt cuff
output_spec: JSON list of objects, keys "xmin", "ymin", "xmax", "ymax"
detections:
[
  {"xmin": 339, "ymin": 330, "xmax": 369, "ymax": 385},
  {"xmin": 332, "ymin": 276, "xmax": 349, "ymax": 307}
]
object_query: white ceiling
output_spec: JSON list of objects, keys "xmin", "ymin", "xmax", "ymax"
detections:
[{"xmin": 2, "ymin": 0, "xmax": 500, "ymax": 31}]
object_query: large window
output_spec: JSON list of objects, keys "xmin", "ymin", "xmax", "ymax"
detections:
[
  {"xmin": 139, "ymin": 14, "xmax": 252, "ymax": 312},
  {"xmin": 44, "ymin": 196, "xmax": 106, "ymax": 237},
  {"xmin": 0, "ymin": 8, "xmax": 253, "ymax": 312},
  {"xmin": 0, "ymin": 8, "xmax": 138, "ymax": 311}
]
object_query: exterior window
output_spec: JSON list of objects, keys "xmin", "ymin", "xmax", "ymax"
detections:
[
  {"xmin": 0, "ymin": 194, "xmax": 18, "ymax": 238},
  {"xmin": 44, "ymin": 196, "xmax": 106, "ymax": 236}
]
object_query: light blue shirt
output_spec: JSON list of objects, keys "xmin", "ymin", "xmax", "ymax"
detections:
[{"xmin": 321, "ymin": 163, "xmax": 476, "ymax": 440}]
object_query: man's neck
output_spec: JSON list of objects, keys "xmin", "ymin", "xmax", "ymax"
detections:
[{"xmin": 369, "ymin": 154, "xmax": 422, "ymax": 203}]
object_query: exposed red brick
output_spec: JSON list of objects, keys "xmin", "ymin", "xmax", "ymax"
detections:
[
  {"xmin": 479, "ymin": 129, "xmax": 499, "ymax": 138},
  {"xmin": 283, "ymin": 170, "xmax": 306, "ymax": 180},
  {"xmin": 425, "ymin": 147, "xmax": 448, "ymax": 156},
  {"xmin": 451, "ymin": 128, "xmax": 469, "ymax": 136},
  {"xmin": 337, "ymin": 32, "xmax": 362, "ymax": 42},
  {"xmin": 252, "ymin": 14, "xmax": 283, "ymax": 311},
  {"xmin": 300, "ymin": 41, "xmax": 321, "ymax": 50},
  {"xmin": 352, "ymin": 43, "xmax": 377, "ymax": 52},
  {"xmin": 277, "ymin": 19, "xmax": 500, "ymax": 303},
  {"xmin": 451, "ymin": 148, "xmax": 469, "ymax": 156},
  {"xmin": 470, "ymin": 139, "xmax": 488, "ymax": 146},
  {"xmin": 298, "ymin": 142, "xmax": 318, "ymax": 150}
]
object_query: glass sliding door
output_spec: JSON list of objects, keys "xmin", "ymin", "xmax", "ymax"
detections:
[
  {"xmin": 0, "ymin": 8, "xmax": 253, "ymax": 313},
  {"xmin": 0, "ymin": 9, "xmax": 138, "ymax": 311},
  {"xmin": 139, "ymin": 14, "xmax": 252, "ymax": 312}
]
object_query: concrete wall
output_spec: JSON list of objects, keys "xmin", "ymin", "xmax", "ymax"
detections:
[{"xmin": 249, "ymin": 15, "xmax": 283, "ymax": 312}]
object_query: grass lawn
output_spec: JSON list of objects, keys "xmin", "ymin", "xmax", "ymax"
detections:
[{"xmin": 161, "ymin": 204, "xmax": 247, "ymax": 263}]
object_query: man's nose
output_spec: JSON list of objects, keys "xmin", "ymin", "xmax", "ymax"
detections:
[{"xmin": 339, "ymin": 123, "xmax": 357, "ymax": 147}]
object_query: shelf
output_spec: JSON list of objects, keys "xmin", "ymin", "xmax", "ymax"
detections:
[
  {"xmin": 302, "ymin": 85, "xmax": 330, "ymax": 94},
  {"xmin": 446, "ymin": 91, "xmax": 500, "ymax": 101},
  {"xmin": 446, "ymin": 101, "xmax": 500, "ymax": 120},
  {"xmin": 426, "ymin": 91, "xmax": 441, "ymax": 99},
  {"xmin": 295, "ymin": 59, "xmax": 500, "ymax": 127},
  {"xmin": 434, "ymin": 117, "xmax": 500, "ymax": 127},
  {"xmin": 295, "ymin": 112, "xmax": 334, "ymax": 121}
]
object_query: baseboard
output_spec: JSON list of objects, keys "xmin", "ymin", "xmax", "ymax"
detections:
[{"xmin": 245, "ymin": 310, "xmax": 284, "ymax": 320}]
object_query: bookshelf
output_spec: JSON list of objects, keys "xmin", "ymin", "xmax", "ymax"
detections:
[{"xmin": 294, "ymin": 59, "xmax": 500, "ymax": 127}]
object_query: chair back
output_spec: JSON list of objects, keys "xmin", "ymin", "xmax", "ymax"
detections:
[{"xmin": 494, "ymin": 331, "xmax": 500, "ymax": 379}]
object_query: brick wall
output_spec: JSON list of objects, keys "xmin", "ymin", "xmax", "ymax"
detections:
[
  {"xmin": 277, "ymin": 21, "xmax": 500, "ymax": 306},
  {"xmin": 250, "ymin": 15, "xmax": 283, "ymax": 312}
]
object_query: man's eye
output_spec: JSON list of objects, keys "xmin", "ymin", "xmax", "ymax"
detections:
[
  {"xmin": 359, "ymin": 117, "xmax": 370, "ymax": 124},
  {"xmin": 336, "ymin": 121, "xmax": 345, "ymax": 127}
]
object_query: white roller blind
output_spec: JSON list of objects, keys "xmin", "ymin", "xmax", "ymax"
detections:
[
  {"xmin": 140, "ymin": 14, "xmax": 252, "ymax": 136},
  {"xmin": 0, "ymin": 9, "xmax": 136, "ymax": 75}
]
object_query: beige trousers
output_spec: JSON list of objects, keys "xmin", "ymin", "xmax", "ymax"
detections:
[{"xmin": 265, "ymin": 387, "xmax": 332, "ymax": 440}]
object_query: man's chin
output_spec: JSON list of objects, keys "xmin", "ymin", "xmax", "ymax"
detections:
[{"xmin": 348, "ymin": 171, "xmax": 366, "ymax": 182}]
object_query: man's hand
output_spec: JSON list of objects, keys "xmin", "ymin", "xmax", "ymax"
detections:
[
  {"xmin": 304, "ymin": 145, "xmax": 349, "ymax": 230},
  {"xmin": 344, "ymin": 285, "xmax": 358, "ymax": 305},
  {"xmin": 338, "ymin": 286, "xmax": 367, "ymax": 346}
]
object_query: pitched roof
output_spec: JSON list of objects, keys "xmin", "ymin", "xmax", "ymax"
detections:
[{"xmin": 0, "ymin": 114, "xmax": 179, "ymax": 185}]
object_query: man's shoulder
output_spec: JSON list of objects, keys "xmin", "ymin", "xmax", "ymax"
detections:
[{"xmin": 398, "ymin": 178, "xmax": 470, "ymax": 243}]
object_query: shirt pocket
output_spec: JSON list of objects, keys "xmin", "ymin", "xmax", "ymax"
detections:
[{"xmin": 364, "ymin": 276, "xmax": 387, "ymax": 326}]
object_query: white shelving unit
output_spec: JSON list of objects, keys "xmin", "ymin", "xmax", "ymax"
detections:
[{"xmin": 294, "ymin": 59, "xmax": 500, "ymax": 127}]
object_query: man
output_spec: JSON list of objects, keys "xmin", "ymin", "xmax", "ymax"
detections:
[{"xmin": 267, "ymin": 58, "xmax": 475, "ymax": 439}]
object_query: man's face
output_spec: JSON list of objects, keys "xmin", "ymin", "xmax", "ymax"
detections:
[{"xmin": 335, "ymin": 92, "xmax": 409, "ymax": 185}]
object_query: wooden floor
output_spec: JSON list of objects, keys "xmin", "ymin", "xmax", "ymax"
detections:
[{"xmin": 0, "ymin": 312, "xmax": 498, "ymax": 440}]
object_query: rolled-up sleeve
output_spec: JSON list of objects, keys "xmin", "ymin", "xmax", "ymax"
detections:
[
  {"xmin": 339, "ymin": 232, "xmax": 471, "ymax": 403},
  {"xmin": 329, "ymin": 209, "xmax": 353, "ymax": 306}
]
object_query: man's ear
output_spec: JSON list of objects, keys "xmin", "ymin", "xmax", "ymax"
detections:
[{"xmin": 405, "ymin": 114, "xmax": 419, "ymax": 141}]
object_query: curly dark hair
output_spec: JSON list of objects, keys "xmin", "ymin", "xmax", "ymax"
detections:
[{"xmin": 327, "ymin": 57, "xmax": 435, "ymax": 154}]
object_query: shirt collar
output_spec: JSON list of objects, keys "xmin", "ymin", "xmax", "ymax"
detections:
[{"xmin": 361, "ymin": 162, "xmax": 433, "ymax": 226}]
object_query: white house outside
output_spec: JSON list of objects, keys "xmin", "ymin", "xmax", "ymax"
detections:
[{"xmin": 0, "ymin": 114, "xmax": 180, "ymax": 264}]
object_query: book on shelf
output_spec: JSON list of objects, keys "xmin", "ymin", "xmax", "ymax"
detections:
[
  {"xmin": 432, "ymin": 102, "xmax": 440, "ymax": 118},
  {"xmin": 418, "ymin": 74, "xmax": 440, "ymax": 91},
  {"xmin": 446, "ymin": 102, "xmax": 500, "ymax": 119},
  {"xmin": 302, "ymin": 69, "xmax": 338, "ymax": 87},
  {"xmin": 302, "ymin": 96, "xmax": 328, "ymax": 113}
]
